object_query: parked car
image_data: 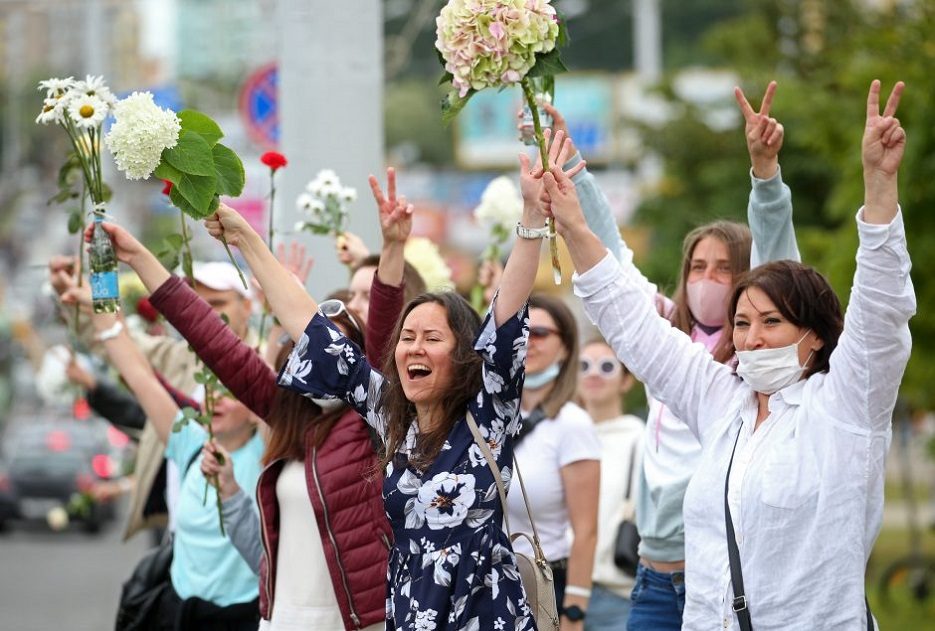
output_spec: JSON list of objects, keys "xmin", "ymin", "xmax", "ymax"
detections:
[
  {"xmin": 0, "ymin": 456, "xmax": 18, "ymax": 531},
  {"xmin": 4, "ymin": 418, "xmax": 120, "ymax": 532}
]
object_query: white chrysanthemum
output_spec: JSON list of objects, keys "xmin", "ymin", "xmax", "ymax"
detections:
[
  {"xmin": 105, "ymin": 91, "xmax": 181, "ymax": 180},
  {"xmin": 294, "ymin": 220, "xmax": 308, "ymax": 232},
  {"xmin": 405, "ymin": 237, "xmax": 453, "ymax": 292},
  {"xmin": 74, "ymin": 74, "xmax": 116, "ymax": 107},
  {"xmin": 296, "ymin": 193, "xmax": 324, "ymax": 214},
  {"xmin": 68, "ymin": 94, "xmax": 108, "ymax": 129},
  {"xmin": 318, "ymin": 181, "xmax": 341, "ymax": 198},
  {"xmin": 35, "ymin": 97, "xmax": 67, "ymax": 125},
  {"xmin": 474, "ymin": 175, "xmax": 523, "ymax": 227},
  {"xmin": 315, "ymin": 169, "xmax": 339, "ymax": 187},
  {"xmin": 38, "ymin": 76, "xmax": 76, "ymax": 100},
  {"xmin": 340, "ymin": 187, "xmax": 357, "ymax": 203}
]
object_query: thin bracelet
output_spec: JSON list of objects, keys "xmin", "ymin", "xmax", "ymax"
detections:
[
  {"xmin": 95, "ymin": 320, "xmax": 124, "ymax": 342},
  {"xmin": 564, "ymin": 585, "xmax": 592, "ymax": 599}
]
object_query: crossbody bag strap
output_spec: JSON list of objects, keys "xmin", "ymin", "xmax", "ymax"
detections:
[
  {"xmin": 725, "ymin": 425, "xmax": 753, "ymax": 631},
  {"xmin": 511, "ymin": 455, "xmax": 548, "ymax": 563},
  {"xmin": 624, "ymin": 438, "xmax": 639, "ymax": 501},
  {"xmin": 465, "ymin": 410, "xmax": 511, "ymax": 534}
]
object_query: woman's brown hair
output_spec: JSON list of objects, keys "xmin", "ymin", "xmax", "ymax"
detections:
[
  {"xmin": 670, "ymin": 221, "xmax": 752, "ymax": 363},
  {"xmin": 728, "ymin": 260, "xmax": 843, "ymax": 378},
  {"xmin": 528, "ymin": 294, "xmax": 580, "ymax": 418},
  {"xmin": 378, "ymin": 292, "xmax": 482, "ymax": 471},
  {"xmin": 262, "ymin": 308, "xmax": 366, "ymax": 465}
]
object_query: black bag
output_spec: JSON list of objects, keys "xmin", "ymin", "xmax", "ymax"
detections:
[
  {"xmin": 115, "ymin": 450, "xmax": 200, "ymax": 631},
  {"xmin": 114, "ymin": 536, "xmax": 174, "ymax": 630},
  {"xmin": 613, "ymin": 439, "xmax": 641, "ymax": 576}
]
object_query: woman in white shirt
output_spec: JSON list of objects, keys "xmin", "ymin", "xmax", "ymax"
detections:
[
  {"xmin": 508, "ymin": 293, "xmax": 602, "ymax": 630},
  {"xmin": 539, "ymin": 80, "xmax": 912, "ymax": 630},
  {"xmin": 577, "ymin": 337, "xmax": 645, "ymax": 630}
]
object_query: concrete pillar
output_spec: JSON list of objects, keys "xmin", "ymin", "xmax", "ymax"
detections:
[
  {"xmin": 633, "ymin": 0, "xmax": 662, "ymax": 82},
  {"xmin": 277, "ymin": 0, "xmax": 384, "ymax": 298}
]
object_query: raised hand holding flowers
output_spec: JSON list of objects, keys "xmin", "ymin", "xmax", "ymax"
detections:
[{"xmin": 435, "ymin": 0, "xmax": 569, "ymax": 283}]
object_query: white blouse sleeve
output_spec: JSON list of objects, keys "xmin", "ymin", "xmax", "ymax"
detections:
[
  {"xmin": 819, "ymin": 208, "xmax": 915, "ymax": 433},
  {"xmin": 573, "ymin": 249, "xmax": 744, "ymax": 445}
]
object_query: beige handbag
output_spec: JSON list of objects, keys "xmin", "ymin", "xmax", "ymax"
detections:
[{"xmin": 466, "ymin": 412, "xmax": 560, "ymax": 631}]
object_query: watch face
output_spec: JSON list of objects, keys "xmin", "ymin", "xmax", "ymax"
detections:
[{"xmin": 563, "ymin": 605, "xmax": 585, "ymax": 621}]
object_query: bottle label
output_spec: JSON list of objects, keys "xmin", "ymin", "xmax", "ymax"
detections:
[{"xmin": 90, "ymin": 271, "xmax": 119, "ymax": 301}]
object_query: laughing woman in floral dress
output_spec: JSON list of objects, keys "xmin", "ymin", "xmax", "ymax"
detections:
[{"xmin": 204, "ymin": 133, "xmax": 584, "ymax": 630}]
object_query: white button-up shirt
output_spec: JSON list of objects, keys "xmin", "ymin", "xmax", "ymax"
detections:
[{"xmin": 573, "ymin": 209, "xmax": 915, "ymax": 630}]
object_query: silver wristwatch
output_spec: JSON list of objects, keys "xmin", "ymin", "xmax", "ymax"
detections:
[{"xmin": 515, "ymin": 222, "xmax": 553, "ymax": 240}]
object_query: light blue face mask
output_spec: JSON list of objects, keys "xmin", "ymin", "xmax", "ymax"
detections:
[{"xmin": 524, "ymin": 362, "xmax": 561, "ymax": 389}]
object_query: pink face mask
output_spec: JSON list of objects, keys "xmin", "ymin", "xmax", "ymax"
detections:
[{"xmin": 686, "ymin": 279, "xmax": 732, "ymax": 327}]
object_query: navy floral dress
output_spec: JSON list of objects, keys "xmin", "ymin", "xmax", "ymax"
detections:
[{"xmin": 278, "ymin": 302, "xmax": 535, "ymax": 631}]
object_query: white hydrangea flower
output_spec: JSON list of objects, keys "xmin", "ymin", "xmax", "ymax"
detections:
[
  {"xmin": 474, "ymin": 175, "xmax": 523, "ymax": 227},
  {"xmin": 68, "ymin": 94, "xmax": 108, "ymax": 129},
  {"xmin": 405, "ymin": 237, "xmax": 453, "ymax": 292},
  {"xmin": 105, "ymin": 91, "xmax": 181, "ymax": 180}
]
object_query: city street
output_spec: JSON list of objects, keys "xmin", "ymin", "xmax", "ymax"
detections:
[{"xmin": 0, "ymin": 501, "xmax": 151, "ymax": 631}]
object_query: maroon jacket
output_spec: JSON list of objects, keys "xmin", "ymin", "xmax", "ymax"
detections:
[{"xmin": 149, "ymin": 275, "xmax": 391, "ymax": 630}]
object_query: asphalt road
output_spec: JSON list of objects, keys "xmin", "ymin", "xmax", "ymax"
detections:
[{"xmin": 0, "ymin": 499, "xmax": 151, "ymax": 631}]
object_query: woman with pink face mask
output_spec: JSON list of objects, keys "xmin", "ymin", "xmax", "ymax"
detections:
[
  {"xmin": 546, "ymin": 78, "xmax": 911, "ymax": 631},
  {"xmin": 547, "ymin": 83, "xmax": 800, "ymax": 630}
]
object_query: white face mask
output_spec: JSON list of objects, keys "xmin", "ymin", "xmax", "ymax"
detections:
[
  {"xmin": 736, "ymin": 330, "xmax": 815, "ymax": 395},
  {"xmin": 310, "ymin": 396, "xmax": 344, "ymax": 411}
]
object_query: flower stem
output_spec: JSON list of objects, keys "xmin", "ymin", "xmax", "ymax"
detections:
[
  {"xmin": 520, "ymin": 77, "xmax": 561, "ymax": 284},
  {"xmin": 179, "ymin": 210, "xmax": 195, "ymax": 286},
  {"xmin": 220, "ymin": 236, "xmax": 249, "ymax": 292}
]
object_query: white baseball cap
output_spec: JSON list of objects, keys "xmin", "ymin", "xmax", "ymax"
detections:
[{"xmin": 192, "ymin": 262, "xmax": 253, "ymax": 300}]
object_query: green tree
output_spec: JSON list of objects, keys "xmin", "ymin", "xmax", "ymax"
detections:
[{"xmin": 634, "ymin": 0, "xmax": 935, "ymax": 407}]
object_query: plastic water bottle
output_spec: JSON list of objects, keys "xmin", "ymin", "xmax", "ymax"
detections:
[
  {"xmin": 519, "ymin": 92, "xmax": 553, "ymax": 146},
  {"xmin": 89, "ymin": 213, "xmax": 120, "ymax": 313}
]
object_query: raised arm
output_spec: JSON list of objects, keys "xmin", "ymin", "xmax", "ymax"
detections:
[
  {"xmin": 90, "ymin": 311, "xmax": 178, "ymax": 444},
  {"xmin": 366, "ymin": 168, "xmax": 413, "ymax": 367},
  {"xmin": 823, "ymin": 80, "xmax": 914, "ymax": 433},
  {"xmin": 735, "ymin": 81, "xmax": 800, "ymax": 265},
  {"xmin": 205, "ymin": 204, "xmax": 318, "ymax": 342},
  {"xmin": 545, "ymin": 165, "xmax": 742, "ymax": 443},
  {"xmin": 493, "ymin": 129, "xmax": 581, "ymax": 326}
]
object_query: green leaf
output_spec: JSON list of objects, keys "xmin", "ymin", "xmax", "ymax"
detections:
[
  {"xmin": 172, "ymin": 419, "xmax": 187, "ymax": 433},
  {"xmin": 438, "ymin": 71, "xmax": 454, "ymax": 87},
  {"xmin": 441, "ymin": 89, "xmax": 475, "ymax": 124},
  {"xmin": 178, "ymin": 110, "xmax": 224, "ymax": 146},
  {"xmin": 555, "ymin": 15, "xmax": 570, "ymax": 48},
  {"xmin": 181, "ymin": 406, "xmax": 200, "ymax": 419},
  {"xmin": 219, "ymin": 313, "xmax": 230, "ymax": 325},
  {"xmin": 172, "ymin": 172, "xmax": 218, "ymax": 219},
  {"xmin": 212, "ymin": 143, "xmax": 245, "ymax": 197},
  {"xmin": 208, "ymin": 195, "xmax": 220, "ymax": 213},
  {"xmin": 154, "ymin": 160, "xmax": 183, "ymax": 184},
  {"xmin": 48, "ymin": 188, "xmax": 78, "ymax": 205},
  {"xmin": 160, "ymin": 252, "xmax": 180, "ymax": 272},
  {"xmin": 164, "ymin": 233, "xmax": 184, "ymax": 251},
  {"xmin": 193, "ymin": 373, "xmax": 208, "ymax": 385},
  {"xmin": 299, "ymin": 223, "xmax": 332, "ymax": 236},
  {"xmin": 526, "ymin": 49, "xmax": 568, "ymax": 78},
  {"xmin": 101, "ymin": 183, "xmax": 113, "ymax": 203},
  {"xmin": 67, "ymin": 211, "xmax": 83, "ymax": 234},
  {"xmin": 163, "ymin": 130, "xmax": 216, "ymax": 177},
  {"xmin": 57, "ymin": 154, "xmax": 81, "ymax": 188}
]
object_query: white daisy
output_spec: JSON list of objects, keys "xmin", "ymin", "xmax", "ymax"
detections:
[
  {"xmin": 296, "ymin": 193, "xmax": 315, "ymax": 212},
  {"xmin": 35, "ymin": 97, "xmax": 66, "ymax": 125},
  {"xmin": 340, "ymin": 187, "xmax": 357, "ymax": 203},
  {"xmin": 68, "ymin": 94, "xmax": 108, "ymax": 129},
  {"xmin": 74, "ymin": 74, "xmax": 116, "ymax": 106},
  {"xmin": 38, "ymin": 76, "xmax": 75, "ymax": 100}
]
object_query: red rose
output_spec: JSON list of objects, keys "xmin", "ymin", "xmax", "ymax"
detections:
[
  {"xmin": 161, "ymin": 179, "xmax": 173, "ymax": 195},
  {"xmin": 261, "ymin": 151, "xmax": 288, "ymax": 171}
]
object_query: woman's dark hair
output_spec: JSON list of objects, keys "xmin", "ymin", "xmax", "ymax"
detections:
[
  {"xmin": 353, "ymin": 254, "xmax": 427, "ymax": 305},
  {"xmin": 262, "ymin": 307, "xmax": 366, "ymax": 465},
  {"xmin": 728, "ymin": 260, "xmax": 843, "ymax": 378},
  {"xmin": 528, "ymin": 294, "xmax": 579, "ymax": 418},
  {"xmin": 670, "ymin": 221, "xmax": 752, "ymax": 363},
  {"xmin": 378, "ymin": 291, "xmax": 481, "ymax": 471}
]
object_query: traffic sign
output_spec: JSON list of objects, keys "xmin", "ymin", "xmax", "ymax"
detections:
[{"xmin": 239, "ymin": 63, "xmax": 279, "ymax": 149}]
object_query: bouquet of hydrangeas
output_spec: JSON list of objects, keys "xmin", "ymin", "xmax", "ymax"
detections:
[
  {"xmin": 295, "ymin": 169, "xmax": 357, "ymax": 237},
  {"xmin": 436, "ymin": 0, "xmax": 568, "ymax": 283}
]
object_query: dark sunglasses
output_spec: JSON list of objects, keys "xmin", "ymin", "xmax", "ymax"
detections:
[
  {"xmin": 528, "ymin": 326, "xmax": 560, "ymax": 340},
  {"xmin": 580, "ymin": 357, "xmax": 621, "ymax": 378}
]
